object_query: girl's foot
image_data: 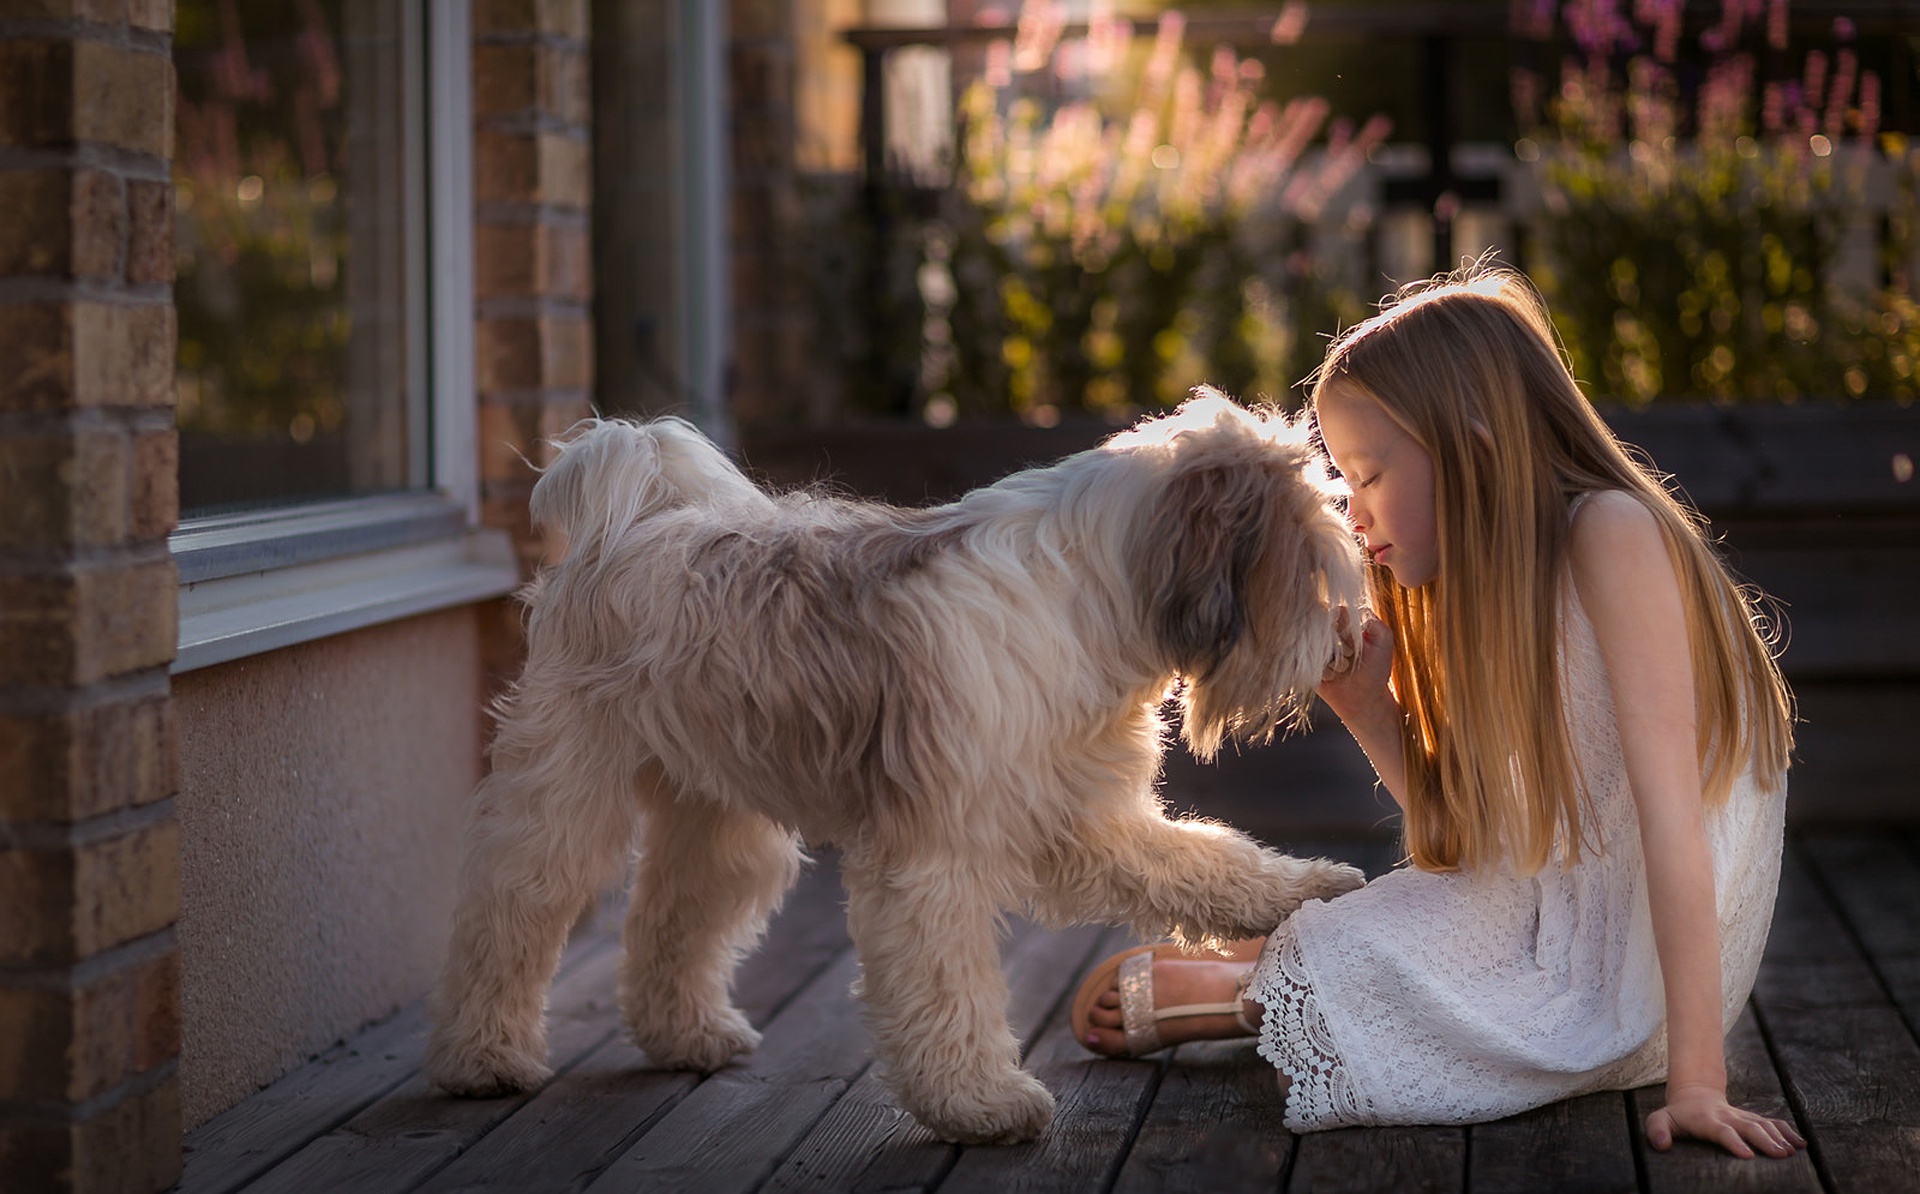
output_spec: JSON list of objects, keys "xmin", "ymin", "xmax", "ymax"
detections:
[{"xmin": 1071, "ymin": 944, "xmax": 1267, "ymax": 1058}]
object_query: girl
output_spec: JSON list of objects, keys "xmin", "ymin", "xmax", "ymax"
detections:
[{"xmin": 1071, "ymin": 265, "xmax": 1804, "ymax": 1159}]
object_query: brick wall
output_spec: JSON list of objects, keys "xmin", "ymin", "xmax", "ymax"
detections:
[
  {"xmin": 472, "ymin": 0, "xmax": 594, "ymax": 579},
  {"xmin": 470, "ymin": 0, "xmax": 594, "ymax": 699},
  {"xmin": 0, "ymin": 3, "xmax": 183, "ymax": 1191}
]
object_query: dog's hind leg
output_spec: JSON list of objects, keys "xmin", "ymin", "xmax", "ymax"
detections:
[
  {"xmin": 840, "ymin": 850, "xmax": 1055, "ymax": 1144},
  {"xmin": 426, "ymin": 758, "xmax": 637, "ymax": 1097},
  {"xmin": 1038, "ymin": 813, "xmax": 1364, "ymax": 947},
  {"xmin": 620, "ymin": 772, "xmax": 803, "ymax": 1071}
]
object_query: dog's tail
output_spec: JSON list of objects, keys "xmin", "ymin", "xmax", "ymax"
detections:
[{"xmin": 531, "ymin": 416, "xmax": 758, "ymax": 552}]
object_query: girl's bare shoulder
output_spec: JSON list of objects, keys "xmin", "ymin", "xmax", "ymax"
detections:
[{"xmin": 1567, "ymin": 489, "xmax": 1677, "ymax": 607}]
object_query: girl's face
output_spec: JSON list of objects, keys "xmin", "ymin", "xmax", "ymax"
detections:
[{"xmin": 1315, "ymin": 381, "xmax": 1440, "ymax": 588}]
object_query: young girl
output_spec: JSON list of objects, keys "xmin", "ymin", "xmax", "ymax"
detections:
[{"xmin": 1072, "ymin": 265, "xmax": 1804, "ymax": 1159}]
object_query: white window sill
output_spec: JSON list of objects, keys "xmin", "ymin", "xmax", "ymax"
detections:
[{"xmin": 174, "ymin": 529, "xmax": 521, "ymax": 674}]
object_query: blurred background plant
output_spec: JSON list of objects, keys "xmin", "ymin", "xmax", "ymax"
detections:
[
  {"xmin": 1515, "ymin": 0, "xmax": 1920, "ymax": 404},
  {"xmin": 827, "ymin": 2, "xmax": 1389, "ymax": 425},
  {"xmin": 799, "ymin": 0, "xmax": 1920, "ymax": 424},
  {"xmin": 930, "ymin": 8, "xmax": 1388, "ymax": 424},
  {"xmin": 174, "ymin": 0, "xmax": 350, "ymax": 448}
]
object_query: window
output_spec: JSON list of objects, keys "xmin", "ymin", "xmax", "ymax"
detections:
[
  {"xmin": 173, "ymin": 0, "xmax": 427, "ymax": 512},
  {"xmin": 170, "ymin": 0, "xmax": 514, "ymax": 671}
]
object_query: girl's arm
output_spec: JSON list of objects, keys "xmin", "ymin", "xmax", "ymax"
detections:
[
  {"xmin": 1569, "ymin": 491, "xmax": 1803, "ymax": 1160},
  {"xmin": 1317, "ymin": 612, "xmax": 1408, "ymax": 808}
]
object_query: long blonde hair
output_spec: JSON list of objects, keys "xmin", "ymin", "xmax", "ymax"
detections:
[{"xmin": 1310, "ymin": 266, "xmax": 1794, "ymax": 874}]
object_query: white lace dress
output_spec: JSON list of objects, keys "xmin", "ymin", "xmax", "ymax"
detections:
[{"xmin": 1245, "ymin": 580, "xmax": 1788, "ymax": 1131}]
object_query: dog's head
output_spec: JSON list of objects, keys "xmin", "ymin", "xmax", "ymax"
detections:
[{"xmin": 1121, "ymin": 390, "xmax": 1366, "ymax": 760}]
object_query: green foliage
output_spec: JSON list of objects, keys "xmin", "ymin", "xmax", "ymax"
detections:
[
  {"xmin": 888, "ymin": 20, "xmax": 1387, "ymax": 423},
  {"xmin": 1522, "ymin": 15, "xmax": 1920, "ymax": 403}
]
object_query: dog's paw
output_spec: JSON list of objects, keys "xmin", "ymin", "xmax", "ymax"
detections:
[
  {"xmin": 425, "ymin": 1039, "xmax": 553, "ymax": 1098},
  {"xmin": 1298, "ymin": 857, "xmax": 1367, "ymax": 902},
  {"xmin": 904, "ymin": 1069, "xmax": 1056, "ymax": 1145},
  {"xmin": 630, "ymin": 1007, "xmax": 762, "ymax": 1072},
  {"xmin": 1211, "ymin": 854, "xmax": 1365, "ymax": 938}
]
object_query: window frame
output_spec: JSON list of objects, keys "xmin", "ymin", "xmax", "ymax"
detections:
[{"xmin": 172, "ymin": 0, "xmax": 516, "ymax": 674}]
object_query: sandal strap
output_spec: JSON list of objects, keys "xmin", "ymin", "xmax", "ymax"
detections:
[
  {"xmin": 1154, "ymin": 1000, "xmax": 1248, "ymax": 1021},
  {"xmin": 1118, "ymin": 952, "xmax": 1162, "ymax": 1055},
  {"xmin": 1117, "ymin": 953, "xmax": 1259, "ymax": 1056}
]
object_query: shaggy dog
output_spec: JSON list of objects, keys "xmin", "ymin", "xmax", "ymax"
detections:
[{"xmin": 425, "ymin": 392, "xmax": 1367, "ymax": 1144}]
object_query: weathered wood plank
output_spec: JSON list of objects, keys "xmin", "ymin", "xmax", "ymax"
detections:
[
  {"xmin": 935, "ymin": 927, "xmax": 1184, "ymax": 1194},
  {"xmin": 1800, "ymin": 833, "xmax": 1920, "ymax": 1035},
  {"xmin": 1752, "ymin": 844, "xmax": 1920, "ymax": 1193},
  {"xmin": 175, "ymin": 920, "xmax": 622, "ymax": 1194},
  {"xmin": 1630, "ymin": 1007, "xmax": 1821, "ymax": 1194},
  {"xmin": 176, "ymin": 1002, "xmax": 434, "ymax": 1194},
  {"xmin": 731, "ymin": 854, "xmax": 857, "ymax": 1026},
  {"xmin": 226, "ymin": 856, "xmax": 849, "ymax": 1194},
  {"xmin": 761, "ymin": 920, "xmax": 1106, "ymax": 1194},
  {"xmin": 1108, "ymin": 1039, "xmax": 1293, "ymax": 1194},
  {"xmin": 1284, "ymin": 1124, "xmax": 1466, "ymax": 1194},
  {"xmin": 1752, "ymin": 845, "xmax": 1885, "ymax": 1013},
  {"xmin": 579, "ymin": 949, "xmax": 872, "ymax": 1192},
  {"xmin": 407, "ymin": 1038, "xmax": 697, "ymax": 1194},
  {"xmin": 754, "ymin": 1077, "xmax": 952, "ymax": 1194},
  {"xmin": 237, "ymin": 944, "xmax": 630, "ymax": 1194},
  {"xmin": 1761, "ymin": 1002, "xmax": 1920, "ymax": 1193},
  {"xmin": 1468, "ymin": 1091, "xmax": 1637, "ymax": 1194}
]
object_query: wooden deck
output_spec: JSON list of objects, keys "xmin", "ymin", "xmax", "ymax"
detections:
[{"xmin": 173, "ymin": 827, "xmax": 1920, "ymax": 1194}]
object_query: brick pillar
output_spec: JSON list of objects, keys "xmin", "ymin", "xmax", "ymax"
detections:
[
  {"xmin": 0, "ymin": 4, "xmax": 184, "ymax": 1192},
  {"xmin": 472, "ymin": 0, "xmax": 594, "ymax": 579},
  {"xmin": 471, "ymin": 0, "xmax": 593, "ymax": 703}
]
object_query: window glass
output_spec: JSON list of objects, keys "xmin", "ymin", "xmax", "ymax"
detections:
[{"xmin": 173, "ymin": 0, "xmax": 424, "ymax": 514}]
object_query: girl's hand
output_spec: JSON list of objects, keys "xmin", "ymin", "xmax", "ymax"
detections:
[
  {"xmin": 1319, "ymin": 610, "xmax": 1394, "ymax": 719},
  {"xmin": 1645, "ymin": 1084, "xmax": 1805, "ymax": 1159}
]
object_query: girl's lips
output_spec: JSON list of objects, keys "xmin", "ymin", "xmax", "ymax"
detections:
[{"xmin": 1370, "ymin": 543, "xmax": 1392, "ymax": 564}]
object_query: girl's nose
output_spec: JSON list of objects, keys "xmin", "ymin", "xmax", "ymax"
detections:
[{"xmin": 1343, "ymin": 496, "xmax": 1367, "ymax": 534}]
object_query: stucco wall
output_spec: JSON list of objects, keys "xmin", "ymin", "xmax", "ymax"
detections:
[{"xmin": 172, "ymin": 606, "xmax": 487, "ymax": 1129}]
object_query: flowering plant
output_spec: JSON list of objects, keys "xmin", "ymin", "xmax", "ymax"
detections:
[
  {"xmin": 925, "ymin": 5, "xmax": 1387, "ymax": 424},
  {"xmin": 1516, "ymin": 0, "xmax": 1920, "ymax": 402}
]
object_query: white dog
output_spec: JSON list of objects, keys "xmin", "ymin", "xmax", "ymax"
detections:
[{"xmin": 425, "ymin": 392, "xmax": 1367, "ymax": 1143}]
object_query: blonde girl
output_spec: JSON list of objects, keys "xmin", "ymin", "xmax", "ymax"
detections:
[{"xmin": 1072, "ymin": 265, "xmax": 1803, "ymax": 1159}]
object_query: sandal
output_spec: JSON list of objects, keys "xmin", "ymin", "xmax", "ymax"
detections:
[{"xmin": 1070, "ymin": 943, "xmax": 1259, "ymax": 1058}]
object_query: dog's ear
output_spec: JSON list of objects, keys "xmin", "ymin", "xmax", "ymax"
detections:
[
  {"xmin": 1142, "ymin": 445, "xmax": 1361, "ymax": 761},
  {"xmin": 1143, "ymin": 464, "xmax": 1255, "ymax": 681}
]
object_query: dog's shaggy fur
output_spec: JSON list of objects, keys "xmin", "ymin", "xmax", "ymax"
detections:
[{"xmin": 425, "ymin": 393, "xmax": 1368, "ymax": 1143}]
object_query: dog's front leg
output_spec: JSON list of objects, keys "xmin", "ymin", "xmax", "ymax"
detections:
[
  {"xmin": 841, "ymin": 853, "xmax": 1054, "ymax": 1145},
  {"xmin": 1045, "ymin": 814, "xmax": 1365, "ymax": 947}
]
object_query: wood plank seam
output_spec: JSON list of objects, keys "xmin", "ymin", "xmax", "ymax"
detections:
[
  {"xmin": 178, "ymin": 928, "xmax": 618, "ymax": 1194},
  {"xmin": 748, "ymin": 939, "xmax": 860, "ymax": 1033},
  {"xmin": 1623, "ymin": 1086, "xmax": 1651, "ymax": 1193},
  {"xmin": 753, "ymin": 1058, "xmax": 884, "ymax": 1192},
  {"xmin": 1749, "ymin": 950, "xmax": 1838, "ymax": 1194},
  {"xmin": 1794, "ymin": 843, "xmax": 1920, "ymax": 1045}
]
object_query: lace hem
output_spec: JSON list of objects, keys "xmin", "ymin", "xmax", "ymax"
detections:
[{"xmin": 1248, "ymin": 925, "xmax": 1372, "ymax": 1131}]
